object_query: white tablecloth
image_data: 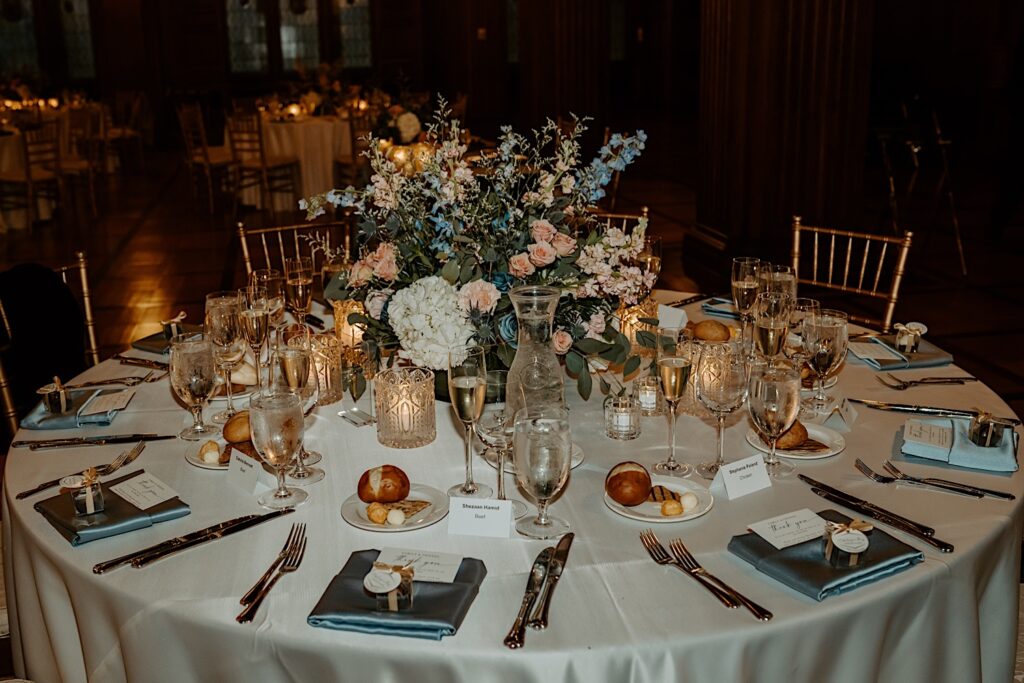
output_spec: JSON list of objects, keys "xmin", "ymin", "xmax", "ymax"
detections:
[{"xmin": 3, "ymin": 295, "xmax": 1022, "ymax": 682}]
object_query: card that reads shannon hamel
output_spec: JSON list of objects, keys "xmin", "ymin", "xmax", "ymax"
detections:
[
  {"xmin": 376, "ymin": 547, "xmax": 463, "ymax": 583},
  {"xmin": 748, "ymin": 509, "xmax": 826, "ymax": 550}
]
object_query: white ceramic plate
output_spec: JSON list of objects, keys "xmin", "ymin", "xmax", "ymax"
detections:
[
  {"xmin": 800, "ymin": 375, "xmax": 838, "ymax": 393},
  {"xmin": 483, "ymin": 443, "xmax": 585, "ymax": 473},
  {"xmin": 603, "ymin": 476, "xmax": 714, "ymax": 523},
  {"xmin": 340, "ymin": 484, "xmax": 449, "ymax": 532},
  {"xmin": 184, "ymin": 440, "xmax": 230, "ymax": 471},
  {"xmin": 745, "ymin": 423, "xmax": 846, "ymax": 460},
  {"xmin": 209, "ymin": 384, "xmax": 256, "ymax": 402}
]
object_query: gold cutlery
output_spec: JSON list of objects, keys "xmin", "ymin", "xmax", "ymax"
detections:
[
  {"xmin": 240, "ymin": 523, "xmax": 305, "ymax": 605},
  {"xmin": 236, "ymin": 532, "xmax": 307, "ymax": 623},
  {"xmin": 639, "ymin": 529, "xmax": 738, "ymax": 609},
  {"xmin": 668, "ymin": 538, "xmax": 772, "ymax": 621}
]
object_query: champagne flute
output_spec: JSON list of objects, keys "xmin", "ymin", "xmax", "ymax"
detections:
[
  {"xmin": 785, "ymin": 297, "xmax": 820, "ymax": 362},
  {"xmin": 205, "ymin": 290, "xmax": 244, "ymax": 423},
  {"xmin": 654, "ymin": 326, "xmax": 694, "ymax": 476},
  {"xmin": 239, "ymin": 285, "xmax": 270, "ymax": 388},
  {"xmin": 284, "ymin": 257, "xmax": 314, "ymax": 318},
  {"xmin": 747, "ymin": 360, "xmax": 801, "ymax": 478},
  {"xmin": 752, "ymin": 291, "xmax": 794, "ymax": 358},
  {"xmin": 251, "ymin": 269, "xmax": 285, "ymax": 326},
  {"xmin": 695, "ymin": 342, "xmax": 748, "ymax": 479},
  {"xmin": 447, "ymin": 346, "xmax": 492, "ymax": 498},
  {"xmin": 513, "ymin": 405, "xmax": 571, "ymax": 539},
  {"xmin": 758, "ymin": 263, "xmax": 797, "ymax": 298},
  {"xmin": 249, "ymin": 391, "xmax": 308, "ymax": 509},
  {"xmin": 169, "ymin": 334, "xmax": 218, "ymax": 440},
  {"xmin": 802, "ymin": 309, "xmax": 849, "ymax": 415},
  {"xmin": 272, "ymin": 323, "xmax": 325, "ymax": 483},
  {"xmin": 475, "ymin": 370, "xmax": 527, "ymax": 518},
  {"xmin": 731, "ymin": 257, "xmax": 761, "ymax": 351}
]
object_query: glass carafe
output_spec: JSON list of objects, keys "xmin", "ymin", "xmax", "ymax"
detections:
[{"xmin": 504, "ymin": 285, "xmax": 564, "ymax": 420}]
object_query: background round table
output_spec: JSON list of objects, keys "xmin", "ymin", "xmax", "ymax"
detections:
[{"xmin": 3, "ymin": 295, "xmax": 1021, "ymax": 683}]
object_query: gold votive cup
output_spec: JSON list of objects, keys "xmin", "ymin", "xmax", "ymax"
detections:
[{"xmin": 374, "ymin": 367, "xmax": 436, "ymax": 448}]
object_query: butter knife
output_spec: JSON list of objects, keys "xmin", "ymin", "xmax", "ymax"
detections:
[
  {"xmin": 528, "ymin": 532, "xmax": 573, "ymax": 629},
  {"xmin": 810, "ymin": 488, "xmax": 954, "ymax": 554},
  {"xmin": 114, "ymin": 354, "xmax": 169, "ymax": 371},
  {"xmin": 848, "ymin": 399, "xmax": 1021, "ymax": 426},
  {"xmin": 798, "ymin": 474, "xmax": 935, "ymax": 536},
  {"xmin": 12, "ymin": 434, "xmax": 175, "ymax": 450},
  {"xmin": 504, "ymin": 547, "xmax": 551, "ymax": 649}
]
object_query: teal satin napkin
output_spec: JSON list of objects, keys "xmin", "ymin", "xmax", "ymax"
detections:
[
  {"xmin": 728, "ymin": 509, "xmax": 924, "ymax": 601},
  {"xmin": 853, "ymin": 336, "xmax": 953, "ymax": 370},
  {"xmin": 308, "ymin": 550, "xmax": 487, "ymax": 640},
  {"xmin": 900, "ymin": 419, "xmax": 1018, "ymax": 472},
  {"xmin": 34, "ymin": 470, "xmax": 190, "ymax": 546},
  {"xmin": 701, "ymin": 297, "xmax": 741, "ymax": 320},
  {"xmin": 20, "ymin": 389, "xmax": 123, "ymax": 430}
]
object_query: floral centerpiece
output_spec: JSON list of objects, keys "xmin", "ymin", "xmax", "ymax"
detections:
[{"xmin": 301, "ymin": 101, "xmax": 653, "ymax": 399}]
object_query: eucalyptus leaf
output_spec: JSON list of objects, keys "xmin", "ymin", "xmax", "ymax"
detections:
[
  {"xmin": 459, "ymin": 259, "xmax": 476, "ymax": 283},
  {"xmin": 565, "ymin": 350, "xmax": 585, "ymax": 376},
  {"xmin": 623, "ymin": 354, "xmax": 641, "ymax": 377},
  {"xmin": 441, "ymin": 259, "xmax": 460, "ymax": 284},
  {"xmin": 575, "ymin": 337, "xmax": 611, "ymax": 355},
  {"xmin": 635, "ymin": 330, "xmax": 656, "ymax": 348},
  {"xmin": 351, "ymin": 372, "xmax": 367, "ymax": 401},
  {"xmin": 638, "ymin": 317, "xmax": 660, "ymax": 326},
  {"xmin": 577, "ymin": 367, "xmax": 593, "ymax": 401}
]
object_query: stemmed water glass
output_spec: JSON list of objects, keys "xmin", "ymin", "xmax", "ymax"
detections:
[
  {"xmin": 802, "ymin": 309, "xmax": 849, "ymax": 415},
  {"xmin": 513, "ymin": 405, "xmax": 571, "ymax": 539},
  {"xmin": 695, "ymin": 342, "xmax": 748, "ymax": 479},
  {"xmin": 284, "ymin": 257, "xmax": 314, "ymax": 318},
  {"xmin": 475, "ymin": 370, "xmax": 527, "ymax": 518},
  {"xmin": 249, "ymin": 391, "xmax": 307, "ymax": 509},
  {"xmin": 447, "ymin": 346, "xmax": 492, "ymax": 499},
  {"xmin": 272, "ymin": 323, "xmax": 325, "ymax": 484},
  {"xmin": 752, "ymin": 291, "xmax": 794, "ymax": 358},
  {"xmin": 747, "ymin": 360, "xmax": 801, "ymax": 478},
  {"xmin": 654, "ymin": 326, "xmax": 694, "ymax": 476},
  {"xmin": 758, "ymin": 263, "xmax": 797, "ymax": 298},
  {"xmin": 169, "ymin": 334, "xmax": 219, "ymax": 440},
  {"xmin": 785, "ymin": 298, "xmax": 820, "ymax": 363},
  {"xmin": 205, "ymin": 291, "xmax": 245, "ymax": 423},
  {"xmin": 239, "ymin": 286, "xmax": 270, "ymax": 388},
  {"xmin": 251, "ymin": 269, "xmax": 285, "ymax": 326},
  {"xmin": 731, "ymin": 257, "xmax": 761, "ymax": 349}
]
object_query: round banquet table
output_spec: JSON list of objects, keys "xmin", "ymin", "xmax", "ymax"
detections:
[{"xmin": 3, "ymin": 294, "xmax": 1022, "ymax": 683}]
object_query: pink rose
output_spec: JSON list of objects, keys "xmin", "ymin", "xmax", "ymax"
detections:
[
  {"xmin": 550, "ymin": 232, "xmax": 577, "ymax": 257},
  {"xmin": 528, "ymin": 241, "xmax": 557, "ymax": 267},
  {"xmin": 530, "ymin": 219, "xmax": 557, "ymax": 244},
  {"xmin": 348, "ymin": 260, "xmax": 373, "ymax": 287},
  {"xmin": 369, "ymin": 243, "xmax": 398, "ymax": 281},
  {"xmin": 509, "ymin": 253, "xmax": 536, "ymax": 278},
  {"xmin": 364, "ymin": 289, "xmax": 392, "ymax": 320},
  {"xmin": 458, "ymin": 279, "xmax": 501, "ymax": 314},
  {"xmin": 552, "ymin": 329, "xmax": 574, "ymax": 355},
  {"xmin": 585, "ymin": 312, "xmax": 606, "ymax": 338}
]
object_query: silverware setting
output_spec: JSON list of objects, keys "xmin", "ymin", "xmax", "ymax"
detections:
[
  {"xmin": 236, "ymin": 526, "xmax": 307, "ymax": 623},
  {"xmin": 504, "ymin": 547, "xmax": 551, "ymax": 649},
  {"xmin": 854, "ymin": 458, "xmax": 982, "ymax": 498},
  {"xmin": 848, "ymin": 398, "xmax": 1021, "ymax": 426},
  {"xmin": 240, "ymin": 523, "xmax": 305, "ymax": 605},
  {"xmin": 11, "ymin": 433, "xmax": 177, "ymax": 450},
  {"xmin": 638, "ymin": 529, "xmax": 738, "ymax": 610},
  {"xmin": 663, "ymin": 293, "xmax": 713, "ymax": 308},
  {"xmin": 113, "ymin": 354, "xmax": 170, "ymax": 371},
  {"xmin": 528, "ymin": 532, "xmax": 573, "ymax": 630},
  {"xmin": 337, "ymin": 407, "xmax": 374, "ymax": 427},
  {"xmin": 66, "ymin": 370, "xmax": 155, "ymax": 388},
  {"xmin": 15, "ymin": 441, "xmax": 145, "ymax": 500},
  {"xmin": 883, "ymin": 460, "xmax": 1014, "ymax": 500},
  {"xmin": 875, "ymin": 373, "xmax": 979, "ymax": 391},
  {"xmin": 668, "ymin": 538, "xmax": 772, "ymax": 621}
]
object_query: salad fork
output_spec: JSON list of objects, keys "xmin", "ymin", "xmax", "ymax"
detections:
[
  {"xmin": 15, "ymin": 441, "xmax": 146, "ymax": 499},
  {"xmin": 668, "ymin": 539, "xmax": 772, "ymax": 621},
  {"xmin": 638, "ymin": 529, "xmax": 737, "ymax": 608},
  {"xmin": 876, "ymin": 373, "xmax": 977, "ymax": 391},
  {"xmin": 239, "ymin": 523, "xmax": 305, "ymax": 605},
  {"xmin": 66, "ymin": 371, "xmax": 154, "ymax": 389},
  {"xmin": 853, "ymin": 458, "xmax": 981, "ymax": 497},
  {"xmin": 236, "ymin": 533, "xmax": 306, "ymax": 623}
]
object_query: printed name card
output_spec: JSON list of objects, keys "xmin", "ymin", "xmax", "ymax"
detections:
[
  {"xmin": 748, "ymin": 508, "xmax": 825, "ymax": 550},
  {"xmin": 226, "ymin": 449, "xmax": 274, "ymax": 493},
  {"xmin": 376, "ymin": 547, "xmax": 463, "ymax": 583},
  {"xmin": 904, "ymin": 419, "xmax": 952, "ymax": 449},
  {"xmin": 816, "ymin": 397, "xmax": 858, "ymax": 432},
  {"xmin": 714, "ymin": 454, "xmax": 772, "ymax": 500},
  {"xmin": 109, "ymin": 472, "xmax": 178, "ymax": 510},
  {"xmin": 447, "ymin": 498, "xmax": 512, "ymax": 538},
  {"xmin": 80, "ymin": 389, "xmax": 135, "ymax": 416}
]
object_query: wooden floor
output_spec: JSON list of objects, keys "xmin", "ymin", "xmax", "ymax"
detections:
[{"xmin": 0, "ymin": 149, "xmax": 1021, "ymax": 419}]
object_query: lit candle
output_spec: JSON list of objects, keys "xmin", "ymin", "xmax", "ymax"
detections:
[
  {"xmin": 333, "ymin": 300, "xmax": 365, "ymax": 348},
  {"xmin": 375, "ymin": 368, "xmax": 436, "ymax": 448}
]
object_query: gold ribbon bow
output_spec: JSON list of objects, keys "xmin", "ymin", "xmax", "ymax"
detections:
[
  {"xmin": 161, "ymin": 311, "xmax": 187, "ymax": 326},
  {"xmin": 81, "ymin": 467, "xmax": 99, "ymax": 486},
  {"xmin": 372, "ymin": 562, "xmax": 415, "ymax": 611},
  {"xmin": 824, "ymin": 519, "xmax": 873, "ymax": 567}
]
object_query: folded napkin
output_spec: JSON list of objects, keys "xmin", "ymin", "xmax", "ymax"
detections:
[
  {"xmin": 900, "ymin": 419, "xmax": 1018, "ymax": 472},
  {"xmin": 308, "ymin": 550, "xmax": 487, "ymax": 640},
  {"xmin": 849, "ymin": 336, "xmax": 953, "ymax": 370},
  {"xmin": 728, "ymin": 509, "xmax": 924, "ymax": 601},
  {"xmin": 20, "ymin": 389, "xmax": 123, "ymax": 430},
  {"xmin": 131, "ymin": 324, "xmax": 202, "ymax": 355},
  {"xmin": 34, "ymin": 470, "xmax": 191, "ymax": 546},
  {"xmin": 700, "ymin": 297, "xmax": 741, "ymax": 320}
]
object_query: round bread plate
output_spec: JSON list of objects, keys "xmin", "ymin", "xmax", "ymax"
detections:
[
  {"xmin": 209, "ymin": 383, "xmax": 255, "ymax": 402},
  {"xmin": 603, "ymin": 476, "xmax": 713, "ymax": 523},
  {"xmin": 745, "ymin": 424, "xmax": 846, "ymax": 460},
  {"xmin": 184, "ymin": 440, "xmax": 230, "ymax": 470},
  {"xmin": 483, "ymin": 443, "xmax": 585, "ymax": 473},
  {"xmin": 800, "ymin": 376, "xmax": 838, "ymax": 393},
  {"xmin": 340, "ymin": 484, "xmax": 449, "ymax": 532}
]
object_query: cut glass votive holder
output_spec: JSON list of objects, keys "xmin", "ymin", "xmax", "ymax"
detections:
[
  {"xmin": 605, "ymin": 396, "xmax": 641, "ymax": 440},
  {"xmin": 374, "ymin": 367, "xmax": 436, "ymax": 448}
]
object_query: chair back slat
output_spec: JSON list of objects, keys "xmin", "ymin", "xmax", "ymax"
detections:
[
  {"xmin": 238, "ymin": 220, "xmax": 354, "ymax": 277},
  {"xmin": 857, "ymin": 240, "xmax": 870, "ymax": 290},
  {"xmin": 53, "ymin": 252, "xmax": 99, "ymax": 366},
  {"xmin": 227, "ymin": 113, "xmax": 266, "ymax": 167},
  {"xmin": 842, "ymin": 236, "xmax": 852, "ymax": 288},
  {"xmin": 23, "ymin": 121, "xmax": 61, "ymax": 172},
  {"xmin": 177, "ymin": 103, "xmax": 212, "ymax": 166}
]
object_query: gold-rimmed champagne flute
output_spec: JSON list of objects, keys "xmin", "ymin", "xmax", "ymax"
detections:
[
  {"xmin": 239, "ymin": 285, "xmax": 270, "ymax": 388},
  {"xmin": 284, "ymin": 257, "xmax": 314, "ymax": 318},
  {"xmin": 447, "ymin": 346, "xmax": 492, "ymax": 498},
  {"xmin": 205, "ymin": 290, "xmax": 244, "ymax": 423},
  {"xmin": 654, "ymin": 326, "xmax": 694, "ymax": 476},
  {"xmin": 747, "ymin": 359, "xmax": 801, "ymax": 478}
]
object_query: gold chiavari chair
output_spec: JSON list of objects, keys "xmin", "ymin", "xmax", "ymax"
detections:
[
  {"xmin": 227, "ymin": 112, "xmax": 302, "ymax": 215},
  {"xmin": 0, "ymin": 120, "xmax": 63, "ymax": 228},
  {"xmin": 334, "ymin": 106, "xmax": 372, "ymax": 188},
  {"xmin": 177, "ymin": 103, "xmax": 236, "ymax": 213},
  {"xmin": 237, "ymin": 218, "xmax": 353, "ymax": 278},
  {"xmin": 61, "ymin": 107, "xmax": 100, "ymax": 217},
  {"xmin": 791, "ymin": 215, "xmax": 913, "ymax": 333},
  {"xmin": 587, "ymin": 206, "xmax": 650, "ymax": 235}
]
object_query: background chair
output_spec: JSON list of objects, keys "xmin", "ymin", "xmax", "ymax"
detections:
[
  {"xmin": 177, "ymin": 103, "xmax": 236, "ymax": 214},
  {"xmin": 0, "ymin": 121, "xmax": 63, "ymax": 228},
  {"xmin": 97, "ymin": 91, "xmax": 146, "ymax": 172},
  {"xmin": 791, "ymin": 215, "xmax": 913, "ymax": 333},
  {"xmin": 237, "ymin": 218, "xmax": 353, "ymax": 279},
  {"xmin": 587, "ymin": 206, "xmax": 649, "ymax": 235},
  {"xmin": 227, "ymin": 112, "xmax": 301, "ymax": 215},
  {"xmin": 61, "ymin": 107, "xmax": 100, "ymax": 218},
  {"xmin": 334, "ymin": 106, "xmax": 372, "ymax": 188}
]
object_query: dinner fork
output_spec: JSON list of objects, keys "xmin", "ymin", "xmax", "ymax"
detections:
[
  {"xmin": 668, "ymin": 539, "xmax": 772, "ymax": 621},
  {"xmin": 15, "ymin": 440, "xmax": 146, "ymax": 499},
  {"xmin": 239, "ymin": 523, "xmax": 305, "ymax": 605},
  {"xmin": 883, "ymin": 461, "xmax": 1013, "ymax": 500},
  {"xmin": 876, "ymin": 373, "xmax": 977, "ymax": 391},
  {"xmin": 66, "ymin": 371, "xmax": 154, "ymax": 389},
  {"xmin": 639, "ymin": 529, "xmax": 738, "ymax": 609},
  {"xmin": 853, "ymin": 458, "xmax": 981, "ymax": 498},
  {"xmin": 236, "ymin": 534, "xmax": 307, "ymax": 623}
]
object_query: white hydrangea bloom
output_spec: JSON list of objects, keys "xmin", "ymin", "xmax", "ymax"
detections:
[{"xmin": 387, "ymin": 276, "xmax": 474, "ymax": 370}]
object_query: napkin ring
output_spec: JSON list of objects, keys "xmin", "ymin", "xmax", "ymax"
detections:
[
  {"xmin": 823, "ymin": 520, "xmax": 872, "ymax": 567},
  {"xmin": 365, "ymin": 562, "xmax": 414, "ymax": 612}
]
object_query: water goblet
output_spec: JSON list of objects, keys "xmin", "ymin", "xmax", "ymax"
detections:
[
  {"xmin": 752, "ymin": 291, "xmax": 794, "ymax": 358},
  {"xmin": 284, "ymin": 257, "xmax": 314, "ymax": 318},
  {"xmin": 784, "ymin": 298, "xmax": 820, "ymax": 363},
  {"xmin": 169, "ymin": 334, "xmax": 219, "ymax": 440},
  {"xmin": 475, "ymin": 371, "xmax": 527, "ymax": 518},
  {"xmin": 513, "ymin": 406, "xmax": 571, "ymax": 539},
  {"xmin": 654, "ymin": 326, "xmax": 694, "ymax": 476},
  {"xmin": 695, "ymin": 342, "xmax": 748, "ymax": 479},
  {"xmin": 747, "ymin": 359, "xmax": 801, "ymax": 478},
  {"xmin": 758, "ymin": 263, "xmax": 797, "ymax": 298},
  {"xmin": 249, "ymin": 391, "xmax": 308, "ymax": 509},
  {"xmin": 802, "ymin": 309, "xmax": 849, "ymax": 415},
  {"xmin": 205, "ymin": 290, "xmax": 244, "ymax": 423},
  {"xmin": 447, "ymin": 346, "xmax": 492, "ymax": 498}
]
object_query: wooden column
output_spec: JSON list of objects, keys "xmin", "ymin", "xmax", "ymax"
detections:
[{"xmin": 696, "ymin": 0, "xmax": 875, "ymax": 262}]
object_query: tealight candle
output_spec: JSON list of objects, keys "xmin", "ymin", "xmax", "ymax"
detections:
[
  {"xmin": 333, "ymin": 300, "xmax": 365, "ymax": 348},
  {"xmin": 637, "ymin": 376, "xmax": 664, "ymax": 416},
  {"xmin": 374, "ymin": 367, "xmax": 436, "ymax": 448},
  {"xmin": 605, "ymin": 396, "xmax": 641, "ymax": 440}
]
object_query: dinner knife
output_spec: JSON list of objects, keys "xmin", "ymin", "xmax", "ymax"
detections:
[
  {"xmin": 810, "ymin": 488, "xmax": 954, "ymax": 554},
  {"xmin": 528, "ymin": 532, "xmax": 574, "ymax": 630},
  {"xmin": 504, "ymin": 547, "xmax": 551, "ymax": 649},
  {"xmin": 114, "ymin": 354, "xmax": 169, "ymax": 371},
  {"xmin": 664, "ymin": 293, "xmax": 713, "ymax": 308},
  {"xmin": 798, "ymin": 474, "xmax": 935, "ymax": 537},
  {"xmin": 848, "ymin": 399, "xmax": 1021, "ymax": 426},
  {"xmin": 909, "ymin": 476, "xmax": 1015, "ymax": 501},
  {"xmin": 12, "ymin": 434, "xmax": 176, "ymax": 450}
]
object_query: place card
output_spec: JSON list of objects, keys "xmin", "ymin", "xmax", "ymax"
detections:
[
  {"xmin": 109, "ymin": 472, "xmax": 179, "ymax": 510},
  {"xmin": 848, "ymin": 342, "xmax": 903, "ymax": 362},
  {"xmin": 656, "ymin": 304, "xmax": 687, "ymax": 328},
  {"xmin": 376, "ymin": 547, "xmax": 464, "ymax": 583},
  {"xmin": 904, "ymin": 419, "xmax": 952, "ymax": 449},
  {"xmin": 815, "ymin": 397, "xmax": 858, "ymax": 432},
  {"xmin": 446, "ymin": 498, "xmax": 512, "ymax": 539},
  {"xmin": 711, "ymin": 454, "xmax": 772, "ymax": 500},
  {"xmin": 80, "ymin": 389, "xmax": 135, "ymax": 416},
  {"xmin": 226, "ymin": 448, "xmax": 274, "ymax": 493},
  {"xmin": 748, "ymin": 508, "xmax": 825, "ymax": 550}
]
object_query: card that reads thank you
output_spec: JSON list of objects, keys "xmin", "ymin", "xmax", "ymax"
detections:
[
  {"xmin": 748, "ymin": 509, "xmax": 826, "ymax": 550},
  {"xmin": 109, "ymin": 472, "xmax": 179, "ymax": 510},
  {"xmin": 716, "ymin": 454, "xmax": 772, "ymax": 500},
  {"xmin": 376, "ymin": 547, "xmax": 464, "ymax": 583},
  {"xmin": 904, "ymin": 419, "xmax": 953, "ymax": 449},
  {"xmin": 447, "ymin": 498, "xmax": 512, "ymax": 538}
]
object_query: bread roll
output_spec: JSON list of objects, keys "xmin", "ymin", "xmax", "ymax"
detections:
[
  {"xmin": 693, "ymin": 320, "xmax": 730, "ymax": 342},
  {"xmin": 366, "ymin": 502, "xmax": 388, "ymax": 524},
  {"xmin": 660, "ymin": 499, "xmax": 684, "ymax": 516},
  {"xmin": 680, "ymin": 491, "xmax": 699, "ymax": 512},
  {"xmin": 605, "ymin": 461, "xmax": 652, "ymax": 506},
  {"xmin": 223, "ymin": 411, "xmax": 251, "ymax": 443},
  {"xmin": 358, "ymin": 465, "xmax": 411, "ymax": 503},
  {"xmin": 777, "ymin": 420, "xmax": 809, "ymax": 450},
  {"xmin": 198, "ymin": 440, "xmax": 221, "ymax": 464}
]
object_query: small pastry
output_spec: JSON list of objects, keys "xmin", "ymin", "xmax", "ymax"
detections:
[
  {"xmin": 198, "ymin": 440, "xmax": 220, "ymax": 464},
  {"xmin": 660, "ymin": 499, "xmax": 684, "ymax": 516},
  {"xmin": 776, "ymin": 421, "xmax": 809, "ymax": 450},
  {"xmin": 386, "ymin": 509, "xmax": 407, "ymax": 526},
  {"xmin": 366, "ymin": 502, "xmax": 388, "ymax": 524},
  {"xmin": 358, "ymin": 465, "xmax": 411, "ymax": 503},
  {"xmin": 680, "ymin": 492, "xmax": 699, "ymax": 512},
  {"xmin": 605, "ymin": 461, "xmax": 652, "ymax": 507}
]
